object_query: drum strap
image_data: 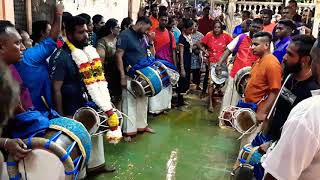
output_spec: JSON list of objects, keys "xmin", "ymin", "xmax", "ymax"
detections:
[{"xmin": 232, "ymin": 34, "xmax": 247, "ymax": 57}]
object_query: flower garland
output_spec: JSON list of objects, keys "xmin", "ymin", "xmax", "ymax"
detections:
[{"xmin": 65, "ymin": 40, "xmax": 112, "ymax": 112}]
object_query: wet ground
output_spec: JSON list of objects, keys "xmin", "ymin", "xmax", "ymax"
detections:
[{"xmin": 86, "ymin": 92, "xmax": 240, "ymax": 180}]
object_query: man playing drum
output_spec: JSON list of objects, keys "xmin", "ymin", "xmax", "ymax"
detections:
[
  {"xmin": 242, "ymin": 32, "xmax": 282, "ymax": 146},
  {"xmin": 115, "ymin": 17, "xmax": 155, "ymax": 140},
  {"xmin": 233, "ymin": 36, "xmax": 319, "ymax": 180},
  {"xmin": 217, "ymin": 18, "xmax": 263, "ymax": 125},
  {"xmin": 49, "ymin": 15, "xmax": 118, "ymax": 174}
]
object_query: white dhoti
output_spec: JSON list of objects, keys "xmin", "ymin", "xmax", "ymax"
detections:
[
  {"xmin": 87, "ymin": 135, "xmax": 105, "ymax": 169},
  {"xmin": 148, "ymin": 86, "xmax": 172, "ymax": 114},
  {"xmin": 78, "ymin": 134, "xmax": 106, "ymax": 179},
  {"xmin": 219, "ymin": 77, "xmax": 241, "ymax": 127},
  {"xmin": 122, "ymin": 79, "xmax": 148, "ymax": 135},
  {"xmin": 220, "ymin": 77, "xmax": 241, "ymax": 111}
]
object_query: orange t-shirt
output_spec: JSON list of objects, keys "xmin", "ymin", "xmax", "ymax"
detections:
[
  {"xmin": 150, "ymin": 16, "xmax": 159, "ymax": 32},
  {"xmin": 244, "ymin": 53, "xmax": 282, "ymax": 110},
  {"xmin": 263, "ymin": 23, "xmax": 276, "ymax": 33}
]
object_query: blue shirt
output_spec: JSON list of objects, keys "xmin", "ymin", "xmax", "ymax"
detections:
[
  {"xmin": 117, "ymin": 27, "xmax": 149, "ymax": 69},
  {"xmin": 15, "ymin": 37, "xmax": 56, "ymax": 111},
  {"xmin": 273, "ymin": 37, "xmax": 291, "ymax": 63},
  {"xmin": 172, "ymin": 27, "xmax": 181, "ymax": 45},
  {"xmin": 233, "ymin": 25, "xmax": 242, "ymax": 37}
]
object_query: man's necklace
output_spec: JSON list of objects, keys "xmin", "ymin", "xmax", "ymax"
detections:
[{"xmin": 290, "ymin": 69, "xmax": 312, "ymax": 90}]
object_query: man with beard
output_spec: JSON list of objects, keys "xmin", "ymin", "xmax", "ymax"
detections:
[
  {"xmin": 235, "ymin": 35, "xmax": 317, "ymax": 180},
  {"xmin": 115, "ymin": 16, "xmax": 155, "ymax": 140},
  {"xmin": 148, "ymin": 11, "xmax": 176, "ymax": 114},
  {"xmin": 273, "ymin": 20, "xmax": 296, "ymax": 63},
  {"xmin": 266, "ymin": 35, "xmax": 318, "ymax": 142},
  {"xmin": 262, "ymin": 36, "xmax": 320, "ymax": 180},
  {"xmin": 49, "ymin": 16, "xmax": 117, "ymax": 174}
]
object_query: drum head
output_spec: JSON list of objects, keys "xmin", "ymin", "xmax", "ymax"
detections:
[
  {"xmin": 218, "ymin": 106, "xmax": 239, "ymax": 128},
  {"xmin": 73, "ymin": 107, "xmax": 100, "ymax": 135},
  {"xmin": 131, "ymin": 79, "xmax": 146, "ymax": 97},
  {"xmin": 234, "ymin": 66, "xmax": 251, "ymax": 97},
  {"xmin": 234, "ymin": 109, "xmax": 256, "ymax": 134},
  {"xmin": 18, "ymin": 149, "xmax": 72, "ymax": 180},
  {"xmin": 210, "ymin": 64, "xmax": 228, "ymax": 85}
]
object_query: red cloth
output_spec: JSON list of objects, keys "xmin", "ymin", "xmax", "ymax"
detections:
[
  {"xmin": 150, "ymin": 16, "xmax": 159, "ymax": 32},
  {"xmin": 152, "ymin": 29, "xmax": 176, "ymax": 63},
  {"xmin": 198, "ymin": 17, "xmax": 214, "ymax": 35},
  {"xmin": 230, "ymin": 36, "xmax": 258, "ymax": 78},
  {"xmin": 201, "ymin": 32, "xmax": 233, "ymax": 63},
  {"xmin": 263, "ymin": 23, "xmax": 276, "ymax": 33},
  {"xmin": 9, "ymin": 65, "xmax": 33, "ymax": 111}
]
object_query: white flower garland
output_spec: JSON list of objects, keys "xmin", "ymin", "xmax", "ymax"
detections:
[{"xmin": 66, "ymin": 40, "xmax": 112, "ymax": 112}]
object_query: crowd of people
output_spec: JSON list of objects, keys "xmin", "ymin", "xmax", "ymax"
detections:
[{"xmin": 0, "ymin": 0, "xmax": 320, "ymax": 179}]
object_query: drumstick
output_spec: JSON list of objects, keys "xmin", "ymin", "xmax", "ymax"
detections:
[
  {"xmin": 266, "ymin": 74, "xmax": 292, "ymax": 120},
  {"xmin": 41, "ymin": 96, "xmax": 50, "ymax": 111},
  {"xmin": 23, "ymin": 159, "xmax": 28, "ymax": 180},
  {"xmin": 237, "ymin": 125, "xmax": 257, "ymax": 140}
]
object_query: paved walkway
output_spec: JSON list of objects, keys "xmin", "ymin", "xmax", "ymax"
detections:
[{"xmin": 86, "ymin": 93, "xmax": 240, "ymax": 180}]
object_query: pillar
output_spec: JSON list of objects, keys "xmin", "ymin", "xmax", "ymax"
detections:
[
  {"xmin": 0, "ymin": 0, "xmax": 15, "ymax": 23},
  {"xmin": 312, "ymin": 0, "xmax": 320, "ymax": 37}
]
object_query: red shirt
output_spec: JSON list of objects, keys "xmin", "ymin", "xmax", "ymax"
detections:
[
  {"xmin": 227, "ymin": 34, "xmax": 259, "ymax": 78},
  {"xmin": 152, "ymin": 28, "xmax": 176, "ymax": 63},
  {"xmin": 201, "ymin": 32, "xmax": 233, "ymax": 63},
  {"xmin": 198, "ymin": 17, "xmax": 214, "ymax": 35}
]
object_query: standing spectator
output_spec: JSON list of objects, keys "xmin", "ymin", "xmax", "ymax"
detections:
[
  {"xmin": 201, "ymin": 20, "xmax": 232, "ymax": 112},
  {"xmin": 177, "ymin": 19, "xmax": 194, "ymax": 110},
  {"xmin": 191, "ymin": 8, "xmax": 199, "ymax": 20},
  {"xmin": 288, "ymin": 0, "xmax": 302, "ymax": 23},
  {"xmin": 273, "ymin": 20, "xmax": 296, "ymax": 63},
  {"xmin": 149, "ymin": 12, "xmax": 177, "ymax": 114},
  {"xmin": 281, "ymin": 6, "xmax": 295, "ymax": 21},
  {"xmin": 301, "ymin": 8, "xmax": 313, "ymax": 29},
  {"xmin": 92, "ymin": 14, "xmax": 105, "ymax": 34},
  {"xmin": 31, "ymin": 20, "xmax": 51, "ymax": 46},
  {"xmin": 96, "ymin": 19, "xmax": 122, "ymax": 109},
  {"xmin": 120, "ymin": 17, "xmax": 133, "ymax": 32},
  {"xmin": 168, "ymin": 16, "xmax": 181, "ymax": 44},
  {"xmin": 78, "ymin": 13, "xmax": 97, "ymax": 46},
  {"xmin": 232, "ymin": 11, "xmax": 251, "ymax": 38},
  {"xmin": 217, "ymin": 18, "xmax": 263, "ymax": 119},
  {"xmin": 150, "ymin": 4, "xmax": 159, "ymax": 32},
  {"xmin": 261, "ymin": 9, "xmax": 276, "ymax": 33},
  {"xmin": 191, "ymin": 20, "xmax": 204, "ymax": 91},
  {"xmin": 198, "ymin": 6, "xmax": 214, "ymax": 36}
]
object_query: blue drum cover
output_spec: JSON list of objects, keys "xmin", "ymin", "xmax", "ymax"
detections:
[
  {"xmin": 137, "ymin": 67, "xmax": 163, "ymax": 95},
  {"xmin": 49, "ymin": 118, "xmax": 92, "ymax": 163}
]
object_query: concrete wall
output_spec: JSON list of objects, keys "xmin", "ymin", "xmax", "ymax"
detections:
[{"xmin": 63, "ymin": 0, "xmax": 129, "ymax": 22}]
